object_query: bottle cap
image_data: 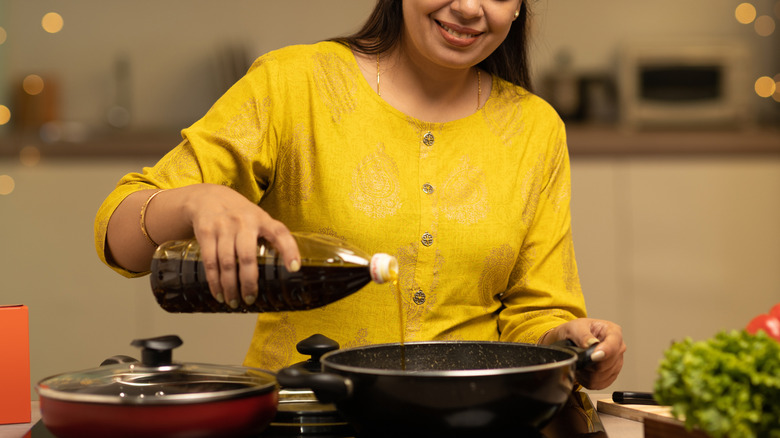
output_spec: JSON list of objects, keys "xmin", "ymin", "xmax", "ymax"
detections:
[{"xmin": 369, "ymin": 253, "xmax": 398, "ymax": 284}]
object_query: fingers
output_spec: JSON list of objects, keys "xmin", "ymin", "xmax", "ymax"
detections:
[
  {"xmin": 183, "ymin": 184, "xmax": 299, "ymax": 309},
  {"xmin": 259, "ymin": 218, "xmax": 300, "ymax": 273},
  {"xmin": 235, "ymin": 229, "xmax": 260, "ymax": 305},
  {"xmin": 552, "ymin": 318, "xmax": 627, "ymax": 390},
  {"xmin": 217, "ymin": 232, "xmax": 241, "ymax": 309}
]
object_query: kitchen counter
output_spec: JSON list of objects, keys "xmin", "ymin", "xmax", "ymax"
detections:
[{"xmin": 0, "ymin": 394, "xmax": 645, "ymax": 438}]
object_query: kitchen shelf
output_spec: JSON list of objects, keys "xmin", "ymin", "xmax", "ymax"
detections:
[
  {"xmin": 566, "ymin": 124, "xmax": 780, "ymax": 157},
  {"xmin": 1, "ymin": 125, "xmax": 779, "ymax": 160}
]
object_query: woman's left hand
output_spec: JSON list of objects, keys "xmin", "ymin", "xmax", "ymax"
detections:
[{"xmin": 540, "ymin": 318, "xmax": 626, "ymax": 390}]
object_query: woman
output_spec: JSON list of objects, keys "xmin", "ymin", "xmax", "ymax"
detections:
[{"xmin": 96, "ymin": 0, "xmax": 625, "ymax": 390}]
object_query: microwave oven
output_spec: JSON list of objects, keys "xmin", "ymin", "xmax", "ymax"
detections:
[{"xmin": 618, "ymin": 41, "xmax": 753, "ymax": 129}]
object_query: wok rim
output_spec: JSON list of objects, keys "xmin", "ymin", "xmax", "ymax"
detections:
[{"xmin": 319, "ymin": 340, "xmax": 577, "ymax": 377}]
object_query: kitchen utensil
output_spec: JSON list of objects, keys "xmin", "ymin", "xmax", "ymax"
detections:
[
  {"xmin": 277, "ymin": 335, "xmax": 596, "ymax": 437},
  {"xmin": 612, "ymin": 391, "xmax": 658, "ymax": 405},
  {"xmin": 36, "ymin": 335, "xmax": 278, "ymax": 438}
]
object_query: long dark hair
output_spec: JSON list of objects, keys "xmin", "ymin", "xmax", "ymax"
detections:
[{"xmin": 331, "ymin": 0, "xmax": 533, "ymax": 91}]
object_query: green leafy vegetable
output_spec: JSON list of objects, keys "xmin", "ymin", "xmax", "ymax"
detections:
[{"xmin": 654, "ymin": 330, "xmax": 780, "ymax": 438}]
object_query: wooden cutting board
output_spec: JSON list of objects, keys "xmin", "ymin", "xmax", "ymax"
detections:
[
  {"xmin": 596, "ymin": 398, "xmax": 675, "ymax": 423},
  {"xmin": 597, "ymin": 399, "xmax": 711, "ymax": 438}
]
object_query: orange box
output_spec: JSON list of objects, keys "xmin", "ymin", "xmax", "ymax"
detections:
[{"xmin": 0, "ymin": 305, "xmax": 31, "ymax": 424}]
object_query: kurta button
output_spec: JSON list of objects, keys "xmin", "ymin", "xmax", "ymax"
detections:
[
  {"xmin": 421, "ymin": 232, "xmax": 433, "ymax": 247},
  {"xmin": 422, "ymin": 183, "xmax": 434, "ymax": 194},
  {"xmin": 423, "ymin": 132, "xmax": 435, "ymax": 146},
  {"xmin": 413, "ymin": 290, "xmax": 426, "ymax": 305}
]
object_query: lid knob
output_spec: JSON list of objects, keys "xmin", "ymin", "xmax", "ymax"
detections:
[
  {"xmin": 130, "ymin": 335, "xmax": 183, "ymax": 367},
  {"xmin": 295, "ymin": 334, "xmax": 339, "ymax": 372}
]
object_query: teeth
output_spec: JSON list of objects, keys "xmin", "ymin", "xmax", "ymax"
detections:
[{"xmin": 440, "ymin": 23, "xmax": 477, "ymax": 39}]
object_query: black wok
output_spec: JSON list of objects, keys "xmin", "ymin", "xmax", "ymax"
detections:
[{"xmin": 277, "ymin": 335, "xmax": 595, "ymax": 437}]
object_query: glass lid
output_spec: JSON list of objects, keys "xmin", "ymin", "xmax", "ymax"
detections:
[{"xmin": 36, "ymin": 335, "xmax": 276, "ymax": 405}]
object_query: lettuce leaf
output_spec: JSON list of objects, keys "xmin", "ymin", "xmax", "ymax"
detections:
[{"xmin": 654, "ymin": 330, "xmax": 780, "ymax": 438}]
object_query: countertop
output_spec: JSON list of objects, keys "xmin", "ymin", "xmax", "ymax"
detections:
[{"xmin": 0, "ymin": 394, "xmax": 645, "ymax": 438}]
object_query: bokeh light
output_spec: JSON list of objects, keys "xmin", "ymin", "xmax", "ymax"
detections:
[
  {"xmin": 736, "ymin": 2, "xmax": 757, "ymax": 24},
  {"xmin": 773, "ymin": 74, "xmax": 780, "ymax": 103},
  {"xmin": 42, "ymin": 12, "xmax": 64, "ymax": 34},
  {"xmin": 0, "ymin": 175, "xmax": 16, "ymax": 196},
  {"xmin": 19, "ymin": 146, "xmax": 42, "ymax": 167},
  {"xmin": 23, "ymin": 75, "xmax": 45, "ymax": 96},
  {"xmin": 0, "ymin": 27, "xmax": 7, "ymax": 45},
  {"xmin": 755, "ymin": 76, "xmax": 777, "ymax": 98},
  {"xmin": 0, "ymin": 105, "xmax": 10, "ymax": 125},
  {"xmin": 755, "ymin": 15, "xmax": 776, "ymax": 36}
]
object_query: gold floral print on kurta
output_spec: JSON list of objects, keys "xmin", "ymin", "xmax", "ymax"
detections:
[
  {"xmin": 350, "ymin": 143, "xmax": 401, "ymax": 218},
  {"xmin": 261, "ymin": 314, "xmax": 297, "ymax": 371},
  {"xmin": 395, "ymin": 242, "xmax": 438, "ymax": 340},
  {"xmin": 519, "ymin": 153, "xmax": 545, "ymax": 228},
  {"xmin": 509, "ymin": 308, "xmax": 576, "ymax": 343},
  {"xmin": 478, "ymin": 244, "xmax": 515, "ymax": 307},
  {"xmin": 441, "ymin": 155, "xmax": 488, "ymax": 225},
  {"xmin": 153, "ymin": 146, "xmax": 202, "ymax": 183},
  {"xmin": 482, "ymin": 90, "xmax": 525, "ymax": 147},
  {"xmin": 215, "ymin": 97, "xmax": 271, "ymax": 158},
  {"xmin": 560, "ymin": 230, "xmax": 581, "ymax": 295},
  {"xmin": 340, "ymin": 328, "xmax": 369, "ymax": 349},
  {"xmin": 313, "ymin": 52, "xmax": 358, "ymax": 123},
  {"xmin": 548, "ymin": 138, "xmax": 570, "ymax": 212},
  {"xmin": 276, "ymin": 123, "xmax": 315, "ymax": 205},
  {"xmin": 515, "ymin": 242, "xmax": 537, "ymax": 290}
]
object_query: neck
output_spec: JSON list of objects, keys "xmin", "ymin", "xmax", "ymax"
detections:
[
  {"xmin": 377, "ymin": 45, "xmax": 483, "ymax": 122},
  {"xmin": 384, "ymin": 44, "xmax": 475, "ymax": 101}
]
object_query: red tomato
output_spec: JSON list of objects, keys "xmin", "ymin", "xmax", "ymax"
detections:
[
  {"xmin": 770, "ymin": 303, "xmax": 780, "ymax": 320},
  {"xmin": 746, "ymin": 313, "xmax": 780, "ymax": 341}
]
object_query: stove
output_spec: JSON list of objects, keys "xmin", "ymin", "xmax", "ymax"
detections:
[{"xmin": 27, "ymin": 391, "xmax": 606, "ymax": 438}]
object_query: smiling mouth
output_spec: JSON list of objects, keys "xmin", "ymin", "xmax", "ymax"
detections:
[{"xmin": 436, "ymin": 20, "xmax": 482, "ymax": 39}]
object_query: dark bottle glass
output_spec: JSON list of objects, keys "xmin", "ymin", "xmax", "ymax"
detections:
[{"xmin": 150, "ymin": 232, "xmax": 398, "ymax": 313}]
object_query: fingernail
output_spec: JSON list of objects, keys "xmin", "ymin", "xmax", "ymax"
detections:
[
  {"xmin": 587, "ymin": 337, "xmax": 600, "ymax": 347},
  {"xmin": 228, "ymin": 299, "xmax": 239, "ymax": 309},
  {"xmin": 244, "ymin": 295, "xmax": 256, "ymax": 306},
  {"xmin": 289, "ymin": 259, "xmax": 301, "ymax": 272},
  {"xmin": 591, "ymin": 350, "xmax": 606, "ymax": 362},
  {"xmin": 215, "ymin": 293, "xmax": 225, "ymax": 304}
]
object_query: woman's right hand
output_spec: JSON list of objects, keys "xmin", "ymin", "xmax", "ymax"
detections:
[
  {"xmin": 180, "ymin": 184, "xmax": 300, "ymax": 308},
  {"xmin": 106, "ymin": 184, "xmax": 300, "ymax": 308}
]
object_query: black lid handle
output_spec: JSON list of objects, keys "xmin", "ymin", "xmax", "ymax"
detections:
[
  {"xmin": 294, "ymin": 334, "xmax": 339, "ymax": 372},
  {"xmin": 130, "ymin": 335, "xmax": 183, "ymax": 367}
]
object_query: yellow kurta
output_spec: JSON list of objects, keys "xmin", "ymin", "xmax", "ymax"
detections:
[{"xmin": 94, "ymin": 41, "xmax": 587, "ymax": 371}]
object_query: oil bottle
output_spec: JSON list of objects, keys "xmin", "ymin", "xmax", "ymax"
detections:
[{"xmin": 150, "ymin": 232, "xmax": 397, "ymax": 313}]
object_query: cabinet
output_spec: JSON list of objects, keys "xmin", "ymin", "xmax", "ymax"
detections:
[{"xmin": 568, "ymin": 127, "xmax": 780, "ymax": 391}]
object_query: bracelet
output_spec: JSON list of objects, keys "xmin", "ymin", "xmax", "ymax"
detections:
[{"xmin": 140, "ymin": 189, "xmax": 165, "ymax": 247}]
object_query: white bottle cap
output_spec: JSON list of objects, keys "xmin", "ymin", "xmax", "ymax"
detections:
[{"xmin": 369, "ymin": 253, "xmax": 398, "ymax": 284}]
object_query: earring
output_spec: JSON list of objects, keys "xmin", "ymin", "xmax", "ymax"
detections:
[{"xmin": 513, "ymin": 10, "xmax": 520, "ymax": 19}]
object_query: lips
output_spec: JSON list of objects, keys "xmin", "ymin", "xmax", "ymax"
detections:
[{"xmin": 435, "ymin": 20, "xmax": 482, "ymax": 47}]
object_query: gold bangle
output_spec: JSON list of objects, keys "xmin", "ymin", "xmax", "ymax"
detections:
[{"xmin": 140, "ymin": 189, "xmax": 165, "ymax": 247}]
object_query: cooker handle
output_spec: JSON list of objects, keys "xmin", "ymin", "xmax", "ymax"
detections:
[
  {"xmin": 555, "ymin": 339, "xmax": 598, "ymax": 369},
  {"xmin": 277, "ymin": 365, "xmax": 353, "ymax": 403}
]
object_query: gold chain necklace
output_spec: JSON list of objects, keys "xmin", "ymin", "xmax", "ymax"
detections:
[{"xmin": 376, "ymin": 53, "xmax": 481, "ymax": 111}]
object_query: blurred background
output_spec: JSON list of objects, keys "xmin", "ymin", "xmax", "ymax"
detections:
[{"xmin": 1, "ymin": 0, "xmax": 779, "ymax": 399}]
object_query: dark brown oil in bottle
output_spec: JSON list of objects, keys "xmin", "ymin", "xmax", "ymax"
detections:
[{"xmin": 151, "ymin": 259, "xmax": 373, "ymax": 313}]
